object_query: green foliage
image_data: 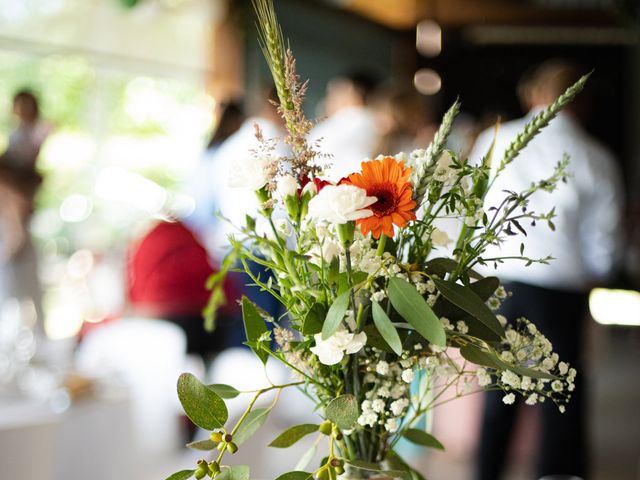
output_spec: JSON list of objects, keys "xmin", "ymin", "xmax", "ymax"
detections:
[
  {"xmin": 165, "ymin": 470, "xmax": 194, "ymax": 480},
  {"xmin": 207, "ymin": 384, "xmax": 241, "ymax": 399},
  {"xmin": 186, "ymin": 439, "xmax": 217, "ymax": 451},
  {"xmin": 433, "ymin": 279, "xmax": 504, "ymax": 338},
  {"xmin": 325, "ymin": 394, "xmax": 359, "ymax": 430},
  {"xmin": 233, "ymin": 407, "xmax": 272, "ymax": 445},
  {"xmin": 403, "ymin": 428, "xmax": 445, "ymax": 450},
  {"xmin": 275, "ymin": 473, "xmax": 314, "ymax": 480},
  {"xmin": 302, "ymin": 304, "xmax": 326, "ymax": 335},
  {"xmin": 269, "ymin": 424, "xmax": 319, "ymax": 448},
  {"xmin": 295, "ymin": 444, "xmax": 318, "ymax": 471},
  {"xmin": 371, "ymin": 301, "xmax": 402, "ymax": 356},
  {"xmin": 177, "ymin": 374, "xmax": 228, "ymax": 430},
  {"xmin": 216, "ymin": 466, "xmax": 251, "ymax": 480},
  {"xmin": 321, "ymin": 289, "xmax": 351, "ymax": 340},
  {"xmin": 388, "ymin": 277, "xmax": 446, "ymax": 347},
  {"xmin": 345, "ymin": 460, "xmax": 410, "ymax": 479},
  {"xmin": 242, "ymin": 297, "xmax": 270, "ymax": 364}
]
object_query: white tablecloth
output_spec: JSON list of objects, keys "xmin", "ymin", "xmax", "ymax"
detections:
[{"xmin": 0, "ymin": 391, "xmax": 135, "ymax": 480}]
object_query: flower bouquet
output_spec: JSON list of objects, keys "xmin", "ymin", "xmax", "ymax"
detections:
[{"xmin": 167, "ymin": 1, "xmax": 586, "ymax": 479}]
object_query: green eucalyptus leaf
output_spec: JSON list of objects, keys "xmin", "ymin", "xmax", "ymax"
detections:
[
  {"xmin": 186, "ymin": 439, "xmax": 216, "ymax": 451},
  {"xmin": 165, "ymin": 470, "xmax": 194, "ymax": 480},
  {"xmin": 388, "ymin": 277, "xmax": 446, "ymax": 347},
  {"xmin": 295, "ymin": 444, "xmax": 317, "ymax": 471},
  {"xmin": 241, "ymin": 296, "xmax": 269, "ymax": 364},
  {"xmin": 216, "ymin": 465, "xmax": 250, "ymax": 480},
  {"xmin": 207, "ymin": 384, "xmax": 241, "ymax": 399},
  {"xmin": 371, "ymin": 301, "xmax": 403, "ymax": 356},
  {"xmin": 177, "ymin": 373, "xmax": 228, "ymax": 430},
  {"xmin": 325, "ymin": 394, "xmax": 359, "ymax": 430},
  {"xmin": 337, "ymin": 271, "xmax": 368, "ymax": 295},
  {"xmin": 403, "ymin": 428, "xmax": 445, "ymax": 450},
  {"xmin": 321, "ymin": 289, "xmax": 351, "ymax": 340},
  {"xmin": 269, "ymin": 423, "xmax": 319, "ymax": 448},
  {"xmin": 459, "ymin": 344, "xmax": 503, "ymax": 369},
  {"xmin": 433, "ymin": 279, "xmax": 504, "ymax": 338},
  {"xmin": 363, "ymin": 323, "xmax": 396, "ymax": 353},
  {"xmin": 275, "ymin": 472, "xmax": 314, "ymax": 480},
  {"xmin": 233, "ymin": 407, "xmax": 272, "ymax": 445},
  {"xmin": 345, "ymin": 460, "xmax": 409, "ymax": 479}
]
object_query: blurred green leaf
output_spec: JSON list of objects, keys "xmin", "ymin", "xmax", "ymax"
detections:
[
  {"xmin": 469, "ymin": 277, "xmax": 499, "ymax": 301},
  {"xmin": 234, "ymin": 407, "xmax": 272, "ymax": 445},
  {"xmin": 325, "ymin": 394, "xmax": 359, "ymax": 430},
  {"xmin": 371, "ymin": 301, "xmax": 402, "ymax": 356},
  {"xmin": 321, "ymin": 289, "xmax": 351, "ymax": 340},
  {"xmin": 186, "ymin": 439, "xmax": 216, "ymax": 451},
  {"xmin": 269, "ymin": 424, "xmax": 319, "ymax": 448},
  {"xmin": 242, "ymin": 296, "xmax": 269, "ymax": 364},
  {"xmin": 165, "ymin": 470, "xmax": 194, "ymax": 480},
  {"xmin": 207, "ymin": 384, "xmax": 241, "ymax": 399},
  {"xmin": 295, "ymin": 444, "xmax": 317, "ymax": 471},
  {"xmin": 301, "ymin": 304, "xmax": 325, "ymax": 335},
  {"xmin": 177, "ymin": 373, "xmax": 228, "ymax": 430},
  {"xmin": 345, "ymin": 460, "xmax": 410, "ymax": 479},
  {"xmin": 275, "ymin": 472, "xmax": 314, "ymax": 480},
  {"xmin": 403, "ymin": 428, "xmax": 445, "ymax": 450},
  {"xmin": 216, "ymin": 465, "xmax": 250, "ymax": 480},
  {"xmin": 388, "ymin": 277, "xmax": 446, "ymax": 347}
]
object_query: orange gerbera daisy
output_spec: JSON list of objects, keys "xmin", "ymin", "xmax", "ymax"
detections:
[{"xmin": 343, "ymin": 156, "xmax": 417, "ymax": 239}]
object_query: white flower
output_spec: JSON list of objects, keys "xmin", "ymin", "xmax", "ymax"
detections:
[
  {"xmin": 433, "ymin": 151, "xmax": 456, "ymax": 182},
  {"xmin": 476, "ymin": 368, "xmax": 492, "ymax": 387},
  {"xmin": 309, "ymin": 239, "xmax": 342, "ymax": 266},
  {"xmin": 357, "ymin": 412, "xmax": 377, "ymax": 427},
  {"xmin": 502, "ymin": 393, "xmax": 516, "ymax": 405},
  {"xmin": 372, "ymin": 399, "xmax": 385, "ymax": 413},
  {"xmin": 375, "ymin": 361, "xmax": 390, "ymax": 376},
  {"xmin": 456, "ymin": 320, "xmax": 469, "ymax": 334},
  {"xmin": 401, "ymin": 369, "xmax": 415, "ymax": 383},
  {"xmin": 307, "ymin": 185, "xmax": 376, "ymax": 224},
  {"xmin": 310, "ymin": 326, "xmax": 367, "ymax": 365},
  {"xmin": 276, "ymin": 174, "xmax": 299, "ymax": 199},
  {"xmin": 525, "ymin": 393, "xmax": 538, "ymax": 405},
  {"xmin": 551, "ymin": 380, "xmax": 564, "ymax": 392},
  {"xmin": 558, "ymin": 361, "xmax": 569, "ymax": 375},
  {"xmin": 390, "ymin": 398, "xmax": 409, "ymax": 416},
  {"xmin": 384, "ymin": 418, "xmax": 399, "ymax": 433},
  {"xmin": 371, "ymin": 290, "xmax": 386, "ymax": 303},
  {"xmin": 431, "ymin": 228, "xmax": 452, "ymax": 246},
  {"xmin": 227, "ymin": 154, "xmax": 274, "ymax": 190}
]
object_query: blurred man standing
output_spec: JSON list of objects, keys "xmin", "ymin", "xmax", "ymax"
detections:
[
  {"xmin": 6, "ymin": 90, "xmax": 51, "ymax": 169},
  {"xmin": 470, "ymin": 60, "xmax": 624, "ymax": 479},
  {"xmin": 310, "ymin": 73, "xmax": 378, "ymax": 181}
]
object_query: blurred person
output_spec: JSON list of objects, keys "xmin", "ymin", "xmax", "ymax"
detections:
[
  {"xmin": 126, "ymin": 219, "xmax": 242, "ymax": 361},
  {"xmin": 470, "ymin": 60, "xmax": 624, "ymax": 480},
  {"xmin": 184, "ymin": 101, "xmax": 245, "ymax": 252},
  {"xmin": 371, "ymin": 87, "xmax": 436, "ymax": 156},
  {"xmin": 4, "ymin": 89, "xmax": 52, "ymax": 170},
  {"xmin": 0, "ymin": 157, "xmax": 44, "ymax": 331},
  {"xmin": 309, "ymin": 72, "xmax": 378, "ymax": 180}
]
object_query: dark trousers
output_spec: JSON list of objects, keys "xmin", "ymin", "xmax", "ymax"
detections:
[{"xmin": 475, "ymin": 281, "xmax": 589, "ymax": 480}]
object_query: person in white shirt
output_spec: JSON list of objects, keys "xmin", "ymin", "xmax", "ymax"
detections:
[
  {"xmin": 470, "ymin": 60, "xmax": 624, "ymax": 480},
  {"xmin": 309, "ymin": 73, "xmax": 379, "ymax": 181}
]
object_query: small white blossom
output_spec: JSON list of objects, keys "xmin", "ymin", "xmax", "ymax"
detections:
[
  {"xmin": 372, "ymin": 399, "xmax": 385, "ymax": 413},
  {"xmin": 401, "ymin": 369, "xmax": 415, "ymax": 383},
  {"xmin": 227, "ymin": 154, "xmax": 274, "ymax": 190},
  {"xmin": 525, "ymin": 393, "xmax": 538, "ymax": 405},
  {"xmin": 390, "ymin": 398, "xmax": 409, "ymax": 416},
  {"xmin": 371, "ymin": 290, "xmax": 386, "ymax": 303},
  {"xmin": 502, "ymin": 393, "xmax": 516, "ymax": 405},
  {"xmin": 384, "ymin": 418, "xmax": 399, "ymax": 433},
  {"xmin": 376, "ymin": 361, "xmax": 390, "ymax": 376},
  {"xmin": 431, "ymin": 228, "xmax": 452, "ymax": 246},
  {"xmin": 476, "ymin": 368, "xmax": 492, "ymax": 387},
  {"xmin": 456, "ymin": 320, "xmax": 469, "ymax": 334}
]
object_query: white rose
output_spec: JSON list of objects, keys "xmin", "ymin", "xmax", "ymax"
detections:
[
  {"xmin": 307, "ymin": 185, "xmax": 376, "ymax": 224},
  {"xmin": 431, "ymin": 228, "xmax": 452, "ymax": 246},
  {"xmin": 227, "ymin": 154, "xmax": 273, "ymax": 190},
  {"xmin": 276, "ymin": 174, "xmax": 299, "ymax": 199}
]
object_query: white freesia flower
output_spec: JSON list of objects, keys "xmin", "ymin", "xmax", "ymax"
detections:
[
  {"xmin": 307, "ymin": 185, "xmax": 376, "ymax": 224},
  {"xmin": 310, "ymin": 326, "xmax": 367, "ymax": 366},
  {"xmin": 431, "ymin": 228, "xmax": 452, "ymax": 246},
  {"xmin": 276, "ymin": 174, "xmax": 299, "ymax": 199},
  {"xmin": 227, "ymin": 154, "xmax": 274, "ymax": 190}
]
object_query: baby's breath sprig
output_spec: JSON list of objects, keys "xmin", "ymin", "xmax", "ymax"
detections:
[{"xmin": 496, "ymin": 72, "xmax": 591, "ymax": 174}]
